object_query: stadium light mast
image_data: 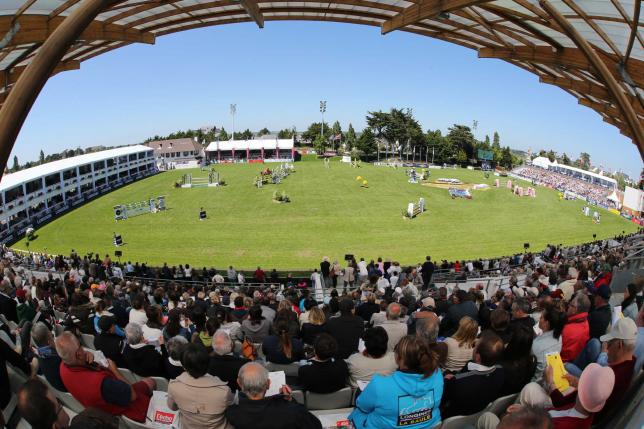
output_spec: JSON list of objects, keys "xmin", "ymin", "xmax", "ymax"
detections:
[
  {"xmin": 230, "ymin": 104, "xmax": 237, "ymax": 141},
  {"xmin": 320, "ymin": 100, "xmax": 327, "ymax": 144}
]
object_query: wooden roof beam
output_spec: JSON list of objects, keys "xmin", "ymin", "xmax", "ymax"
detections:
[
  {"xmin": 238, "ymin": 0, "xmax": 264, "ymax": 28},
  {"xmin": 0, "ymin": 60, "xmax": 79, "ymax": 88},
  {"xmin": 478, "ymin": 45, "xmax": 644, "ymax": 86},
  {"xmin": 0, "ymin": 15, "xmax": 155, "ymax": 47},
  {"xmin": 381, "ymin": 0, "xmax": 490, "ymax": 35},
  {"xmin": 540, "ymin": 75, "xmax": 644, "ymax": 117},
  {"xmin": 540, "ymin": 0, "xmax": 644, "ymax": 156}
]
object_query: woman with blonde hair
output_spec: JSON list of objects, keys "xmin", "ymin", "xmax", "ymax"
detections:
[
  {"xmin": 442, "ymin": 316, "xmax": 478, "ymax": 373},
  {"xmin": 301, "ymin": 306, "xmax": 326, "ymax": 345}
]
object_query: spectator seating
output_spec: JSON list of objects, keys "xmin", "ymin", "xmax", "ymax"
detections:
[
  {"xmin": 120, "ymin": 415, "xmax": 151, "ymax": 429},
  {"xmin": 291, "ymin": 390, "xmax": 305, "ymax": 405},
  {"xmin": 305, "ymin": 387, "xmax": 353, "ymax": 410},
  {"xmin": 80, "ymin": 333, "xmax": 95, "ymax": 349},
  {"xmin": 265, "ymin": 362, "xmax": 300, "ymax": 377},
  {"xmin": 440, "ymin": 409, "xmax": 488, "ymax": 429},
  {"xmin": 37, "ymin": 375, "xmax": 84, "ymax": 414},
  {"xmin": 118, "ymin": 367, "xmax": 141, "ymax": 384},
  {"xmin": 486, "ymin": 393, "xmax": 518, "ymax": 416},
  {"xmin": 151, "ymin": 376, "xmax": 168, "ymax": 392}
]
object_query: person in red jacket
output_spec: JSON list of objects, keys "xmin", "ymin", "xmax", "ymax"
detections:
[
  {"xmin": 55, "ymin": 332, "xmax": 155, "ymax": 423},
  {"xmin": 560, "ymin": 293, "xmax": 590, "ymax": 362}
]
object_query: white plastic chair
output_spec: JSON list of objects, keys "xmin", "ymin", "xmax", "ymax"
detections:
[
  {"xmin": 306, "ymin": 387, "xmax": 353, "ymax": 410},
  {"xmin": 81, "ymin": 333, "xmax": 95, "ymax": 349},
  {"xmin": 118, "ymin": 368, "xmax": 140, "ymax": 384},
  {"xmin": 120, "ymin": 415, "xmax": 155, "ymax": 428},
  {"xmin": 265, "ymin": 362, "xmax": 300, "ymax": 377},
  {"xmin": 151, "ymin": 376, "xmax": 169, "ymax": 392},
  {"xmin": 487, "ymin": 393, "xmax": 518, "ymax": 416},
  {"xmin": 440, "ymin": 409, "xmax": 487, "ymax": 429}
]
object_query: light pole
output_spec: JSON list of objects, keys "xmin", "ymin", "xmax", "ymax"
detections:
[
  {"xmin": 319, "ymin": 101, "xmax": 326, "ymax": 148},
  {"xmin": 230, "ymin": 104, "xmax": 237, "ymax": 141}
]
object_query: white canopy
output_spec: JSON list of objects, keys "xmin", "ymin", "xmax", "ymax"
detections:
[
  {"xmin": 206, "ymin": 138, "xmax": 294, "ymax": 152},
  {"xmin": 531, "ymin": 156, "xmax": 553, "ymax": 169},
  {"xmin": 607, "ymin": 191, "xmax": 620, "ymax": 203}
]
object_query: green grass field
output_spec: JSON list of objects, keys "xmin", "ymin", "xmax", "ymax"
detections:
[{"xmin": 13, "ymin": 156, "xmax": 638, "ymax": 270}]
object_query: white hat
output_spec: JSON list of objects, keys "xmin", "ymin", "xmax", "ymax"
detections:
[
  {"xmin": 600, "ymin": 317, "xmax": 637, "ymax": 342},
  {"xmin": 538, "ymin": 275, "xmax": 549, "ymax": 285},
  {"xmin": 421, "ymin": 297, "xmax": 435, "ymax": 308},
  {"xmin": 568, "ymin": 267, "xmax": 579, "ymax": 279}
]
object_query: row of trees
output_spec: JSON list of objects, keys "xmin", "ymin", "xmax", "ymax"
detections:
[
  {"xmin": 7, "ymin": 146, "xmax": 116, "ymax": 174},
  {"xmin": 302, "ymin": 108, "xmax": 521, "ymax": 168}
]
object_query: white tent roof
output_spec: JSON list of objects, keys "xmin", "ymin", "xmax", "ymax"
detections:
[
  {"xmin": 0, "ymin": 145, "xmax": 151, "ymax": 193},
  {"xmin": 531, "ymin": 156, "xmax": 553, "ymax": 169},
  {"xmin": 607, "ymin": 191, "xmax": 620, "ymax": 203},
  {"xmin": 205, "ymin": 138, "xmax": 294, "ymax": 152},
  {"xmin": 550, "ymin": 163, "xmax": 617, "ymax": 185}
]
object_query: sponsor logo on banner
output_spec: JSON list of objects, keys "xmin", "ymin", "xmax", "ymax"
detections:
[
  {"xmin": 38, "ymin": 214, "xmax": 52, "ymax": 223},
  {"xmin": 154, "ymin": 410, "xmax": 175, "ymax": 425},
  {"xmin": 56, "ymin": 207, "xmax": 67, "ymax": 214}
]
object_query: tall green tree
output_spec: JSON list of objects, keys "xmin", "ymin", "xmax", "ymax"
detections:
[
  {"xmin": 39, "ymin": 150, "xmax": 45, "ymax": 164},
  {"xmin": 313, "ymin": 134, "xmax": 327, "ymax": 154},
  {"xmin": 446, "ymin": 124, "xmax": 477, "ymax": 162},
  {"xmin": 365, "ymin": 108, "xmax": 424, "ymax": 150},
  {"xmin": 345, "ymin": 123, "xmax": 357, "ymax": 151},
  {"xmin": 426, "ymin": 129, "xmax": 450, "ymax": 163},
  {"xmin": 546, "ymin": 150, "xmax": 556, "ymax": 162},
  {"xmin": 356, "ymin": 128, "xmax": 377, "ymax": 157},
  {"xmin": 302, "ymin": 122, "xmax": 331, "ymax": 143},
  {"xmin": 561, "ymin": 153, "xmax": 571, "ymax": 165},
  {"xmin": 277, "ymin": 128, "xmax": 294, "ymax": 139},
  {"xmin": 500, "ymin": 146, "xmax": 513, "ymax": 168},
  {"xmin": 257, "ymin": 127, "xmax": 270, "ymax": 137},
  {"xmin": 11, "ymin": 155, "xmax": 18, "ymax": 172},
  {"xmin": 577, "ymin": 152, "xmax": 591, "ymax": 170},
  {"xmin": 218, "ymin": 127, "xmax": 229, "ymax": 141},
  {"xmin": 492, "ymin": 131, "xmax": 500, "ymax": 149}
]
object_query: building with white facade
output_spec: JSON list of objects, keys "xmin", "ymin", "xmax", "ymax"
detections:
[{"xmin": 0, "ymin": 145, "xmax": 155, "ymax": 243}]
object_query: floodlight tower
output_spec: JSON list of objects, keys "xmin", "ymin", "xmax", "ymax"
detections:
[
  {"xmin": 320, "ymin": 100, "xmax": 327, "ymax": 141},
  {"xmin": 230, "ymin": 104, "xmax": 237, "ymax": 140}
]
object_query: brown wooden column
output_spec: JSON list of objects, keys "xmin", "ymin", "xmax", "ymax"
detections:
[
  {"xmin": 0, "ymin": 0, "xmax": 122, "ymax": 176},
  {"xmin": 540, "ymin": 0, "xmax": 644, "ymax": 158}
]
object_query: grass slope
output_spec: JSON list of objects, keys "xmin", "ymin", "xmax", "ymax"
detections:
[{"xmin": 14, "ymin": 157, "xmax": 638, "ymax": 269}]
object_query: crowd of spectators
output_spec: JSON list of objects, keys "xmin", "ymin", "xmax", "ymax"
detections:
[
  {"xmin": 0, "ymin": 233, "xmax": 642, "ymax": 428},
  {"xmin": 513, "ymin": 165, "xmax": 615, "ymax": 208}
]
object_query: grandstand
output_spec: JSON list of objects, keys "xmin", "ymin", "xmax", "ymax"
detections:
[
  {"xmin": 0, "ymin": 232, "xmax": 641, "ymax": 428},
  {"xmin": 513, "ymin": 165, "xmax": 617, "ymax": 209},
  {"xmin": 0, "ymin": 146, "xmax": 156, "ymax": 244}
]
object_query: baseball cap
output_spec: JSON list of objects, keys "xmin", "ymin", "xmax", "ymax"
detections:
[
  {"xmin": 98, "ymin": 315, "xmax": 115, "ymax": 332},
  {"xmin": 592, "ymin": 284, "xmax": 612, "ymax": 300},
  {"xmin": 600, "ymin": 317, "xmax": 637, "ymax": 342}
]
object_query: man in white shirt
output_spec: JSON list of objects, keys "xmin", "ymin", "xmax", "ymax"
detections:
[
  {"xmin": 357, "ymin": 258, "xmax": 368, "ymax": 283},
  {"xmin": 380, "ymin": 303, "xmax": 408, "ymax": 351}
]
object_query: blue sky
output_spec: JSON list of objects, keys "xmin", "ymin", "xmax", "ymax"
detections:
[{"xmin": 14, "ymin": 21, "xmax": 641, "ymax": 178}]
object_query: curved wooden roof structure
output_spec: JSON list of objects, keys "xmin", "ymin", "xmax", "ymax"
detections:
[{"xmin": 0, "ymin": 0, "xmax": 642, "ymax": 172}]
